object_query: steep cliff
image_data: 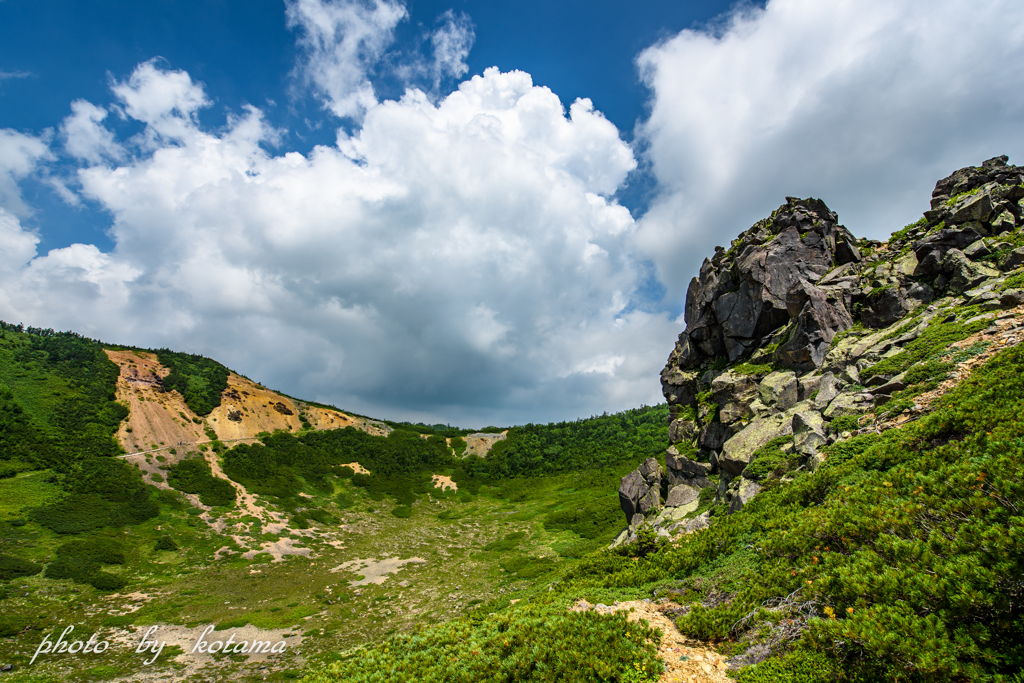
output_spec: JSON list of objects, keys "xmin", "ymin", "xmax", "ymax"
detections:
[{"xmin": 617, "ymin": 155, "xmax": 1024, "ymax": 542}]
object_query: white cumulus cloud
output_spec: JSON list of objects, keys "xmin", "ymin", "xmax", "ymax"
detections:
[
  {"xmin": 635, "ymin": 0, "xmax": 1024, "ymax": 298},
  {"xmin": 0, "ymin": 129, "xmax": 50, "ymax": 216},
  {"xmin": 0, "ymin": 62, "xmax": 672, "ymax": 426},
  {"xmin": 61, "ymin": 100, "xmax": 124, "ymax": 164},
  {"xmin": 286, "ymin": 0, "xmax": 408, "ymax": 119}
]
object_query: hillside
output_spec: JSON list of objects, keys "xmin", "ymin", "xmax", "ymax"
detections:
[
  {"xmin": 0, "ymin": 331, "xmax": 667, "ymax": 682},
  {"xmin": 306, "ymin": 156, "xmax": 1024, "ymax": 683},
  {"xmin": 1, "ymin": 156, "xmax": 1023, "ymax": 683}
]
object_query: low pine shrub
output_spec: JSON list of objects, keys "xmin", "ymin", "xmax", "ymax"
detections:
[
  {"xmin": 166, "ymin": 458, "xmax": 235, "ymax": 507},
  {"xmin": 0, "ymin": 553, "xmax": 42, "ymax": 580},
  {"xmin": 300, "ymin": 604, "xmax": 663, "ymax": 683}
]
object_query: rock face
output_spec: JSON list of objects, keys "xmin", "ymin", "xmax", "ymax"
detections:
[
  {"xmin": 666, "ymin": 197, "xmax": 859, "ymax": 374},
  {"xmin": 615, "ymin": 156, "xmax": 1024, "ymax": 543}
]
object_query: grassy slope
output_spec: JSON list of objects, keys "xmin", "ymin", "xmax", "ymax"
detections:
[
  {"xmin": 0, "ymin": 327, "xmax": 666, "ymax": 682},
  {"xmin": 303, "ymin": 315, "xmax": 1024, "ymax": 683}
]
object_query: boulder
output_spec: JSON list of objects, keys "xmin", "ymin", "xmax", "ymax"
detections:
[
  {"xmin": 665, "ymin": 484, "xmax": 701, "ymax": 510},
  {"xmin": 664, "ymin": 197, "xmax": 854, "ymax": 376},
  {"xmin": 758, "ymin": 370, "xmax": 798, "ymax": 411},
  {"xmin": 823, "ymin": 393, "xmax": 868, "ymax": 421},
  {"xmin": 999, "ymin": 247, "xmax": 1024, "ymax": 271},
  {"xmin": 700, "ymin": 422, "xmax": 733, "ymax": 450},
  {"xmin": 942, "ymin": 249, "xmax": 1000, "ymax": 293},
  {"xmin": 797, "ymin": 373, "xmax": 822, "ymax": 401},
  {"xmin": 1000, "ymin": 289, "xmax": 1024, "ymax": 307},
  {"xmin": 665, "ymin": 447, "xmax": 712, "ymax": 489},
  {"xmin": 728, "ymin": 478, "xmax": 762, "ymax": 514},
  {"xmin": 860, "ymin": 286, "xmax": 914, "ymax": 328},
  {"xmin": 619, "ymin": 457, "xmax": 663, "ymax": 523},
  {"xmin": 774, "ymin": 283, "xmax": 853, "ymax": 371},
  {"xmin": 813, "ymin": 372, "xmax": 842, "ymax": 410},
  {"xmin": 950, "ymin": 192, "xmax": 994, "ymax": 224},
  {"xmin": 668, "ymin": 418, "xmax": 698, "ymax": 444},
  {"xmin": 711, "ymin": 370, "xmax": 760, "ymax": 424},
  {"xmin": 719, "ymin": 415, "xmax": 793, "ymax": 476}
]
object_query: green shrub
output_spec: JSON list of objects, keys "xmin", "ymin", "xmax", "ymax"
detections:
[
  {"xmin": 828, "ymin": 414, "xmax": 861, "ymax": 433},
  {"xmin": 864, "ymin": 317, "xmax": 989, "ymax": 379},
  {"xmin": 391, "ymin": 505, "xmax": 412, "ymax": 518},
  {"xmin": 300, "ymin": 604, "xmax": 662, "ymax": 683},
  {"xmin": 542, "ymin": 498, "xmax": 621, "ymax": 540},
  {"xmin": 156, "ymin": 349, "xmax": 230, "ymax": 416},
  {"xmin": 154, "ymin": 534, "xmax": 178, "ymax": 551},
  {"xmin": 735, "ymin": 649, "xmax": 837, "ymax": 683},
  {"xmin": 57, "ymin": 538, "xmax": 126, "ymax": 565},
  {"xmin": 335, "ymin": 491, "xmax": 354, "ymax": 509},
  {"xmin": 0, "ymin": 615, "xmax": 31, "ymax": 638},
  {"xmin": 733, "ymin": 363, "xmax": 773, "ymax": 376},
  {"xmin": 166, "ymin": 458, "xmax": 235, "ymax": 507},
  {"xmin": 0, "ymin": 553, "xmax": 42, "ymax": 580},
  {"xmin": 742, "ymin": 436, "xmax": 796, "ymax": 481},
  {"xmin": 102, "ymin": 614, "xmax": 136, "ymax": 627}
]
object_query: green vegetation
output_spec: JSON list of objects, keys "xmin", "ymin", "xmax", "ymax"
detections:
[
  {"xmin": 863, "ymin": 315, "xmax": 990, "ymax": 379},
  {"xmin": 156, "ymin": 349, "xmax": 231, "ymax": 416},
  {"xmin": 45, "ymin": 538, "xmax": 128, "ymax": 590},
  {"xmin": 741, "ymin": 436, "xmax": 797, "ymax": 481},
  {"xmin": 733, "ymin": 362, "xmax": 773, "ymax": 376},
  {"xmin": 31, "ymin": 458, "xmax": 159, "ymax": 533},
  {"xmin": 167, "ymin": 457, "xmax": 236, "ymax": 507},
  {"xmin": 0, "ymin": 553, "xmax": 42, "ymax": 580},
  {"xmin": 517, "ymin": 340, "xmax": 1024, "ymax": 681},
  {"xmin": 0, "ymin": 323, "xmax": 127, "ymax": 471},
  {"xmin": 889, "ymin": 217, "xmax": 926, "ymax": 242},
  {"xmin": 302, "ymin": 605, "xmax": 663, "ymax": 683}
]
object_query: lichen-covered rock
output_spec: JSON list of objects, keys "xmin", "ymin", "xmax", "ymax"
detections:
[
  {"xmin": 665, "ymin": 484, "xmax": 700, "ymax": 510},
  {"xmin": 666, "ymin": 197, "xmax": 856, "ymax": 373},
  {"xmin": 727, "ymin": 478, "xmax": 762, "ymax": 514},
  {"xmin": 668, "ymin": 417, "xmax": 698, "ymax": 444},
  {"xmin": 719, "ymin": 415, "xmax": 793, "ymax": 476},
  {"xmin": 758, "ymin": 370, "xmax": 798, "ymax": 411}
]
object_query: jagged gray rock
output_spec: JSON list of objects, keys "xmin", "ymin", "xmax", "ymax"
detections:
[
  {"xmin": 618, "ymin": 457, "xmax": 663, "ymax": 523},
  {"xmin": 614, "ymin": 155, "xmax": 1024, "ymax": 547},
  {"xmin": 665, "ymin": 446, "xmax": 712, "ymax": 489}
]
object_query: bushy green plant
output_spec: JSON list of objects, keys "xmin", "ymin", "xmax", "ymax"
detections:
[
  {"xmin": 735, "ymin": 649, "xmax": 836, "ymax": 682},
  {"xmin": 828, "ymin": 414, "xmax": 861, "ymax": 433},
  {"xmin": 864, "ymin": 316, "xmax": 989, "ymax": 379},
  {"xmin": 300, "ymin": 604, "xmax": 663, "ymax": 683},
  {"xmin": 155, "ymin": 349, "xmax": 230, "ymax": 416},
  {"xmin": 0, "ymin": 553, "xmax": 42, "ymax": 580},
  {"xmin": 154, "ymin": 534, "xmax": 178, "ymax": 551},
  {"xmin": 166, "ymin": 458, "xmax": 235, "ymax": 507},
  {"xmin": 391, "ymin": 505, "xmax": 412, "ymax": 518},
  {"xmin": 742, "ymin": 436, "xmax": 796, "ymax": 481}
]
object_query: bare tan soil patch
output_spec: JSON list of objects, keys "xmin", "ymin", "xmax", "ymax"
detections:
[
  {"xmin": 342, "ymin": 462, "xmax": 371, "ymax": 475},
  {"xmin": 330, "ymin": 557, "xmax": 427, "ymax": 586},
  {"xmin": 107, "ymin": 350, "xmax": 206, "ymax": 454},
  {"xmin": 571, "ymin": 599, "xmax": 729, "ymax": 683},
  {"xmin": 463, "ymin": 431, "xmax": 508, "ymax": 457},
  {"xmin": 431, "ymin": 474, "xmax": 456, "ymax": 491}
]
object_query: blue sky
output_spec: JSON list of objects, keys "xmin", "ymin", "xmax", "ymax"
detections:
[
  {"xmin": 2, "ymin": 0, "xmax": 1024, "ymax": 427},
  {"xmin": 0, "ymin": 0, "xmax": 740, "ymax": 253}
]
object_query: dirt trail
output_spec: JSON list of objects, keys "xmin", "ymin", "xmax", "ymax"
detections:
[{"xmin": 571, "ymin": 600, "xmax": 729, "ymax": 683}]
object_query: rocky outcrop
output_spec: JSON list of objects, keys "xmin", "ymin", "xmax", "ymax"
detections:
[{"xmin": 617, "ymin": 156, "xmax": 1024, "ymax": 542}]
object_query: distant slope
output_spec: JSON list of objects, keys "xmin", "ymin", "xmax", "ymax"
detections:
[{"xmin": 105, "ymin": 349, "xmax": 388, "ymax": 455}]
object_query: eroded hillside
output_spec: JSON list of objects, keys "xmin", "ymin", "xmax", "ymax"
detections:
[{"xmin": 106, "ymin": 349, "xmax": 388, "ymax": 454}]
